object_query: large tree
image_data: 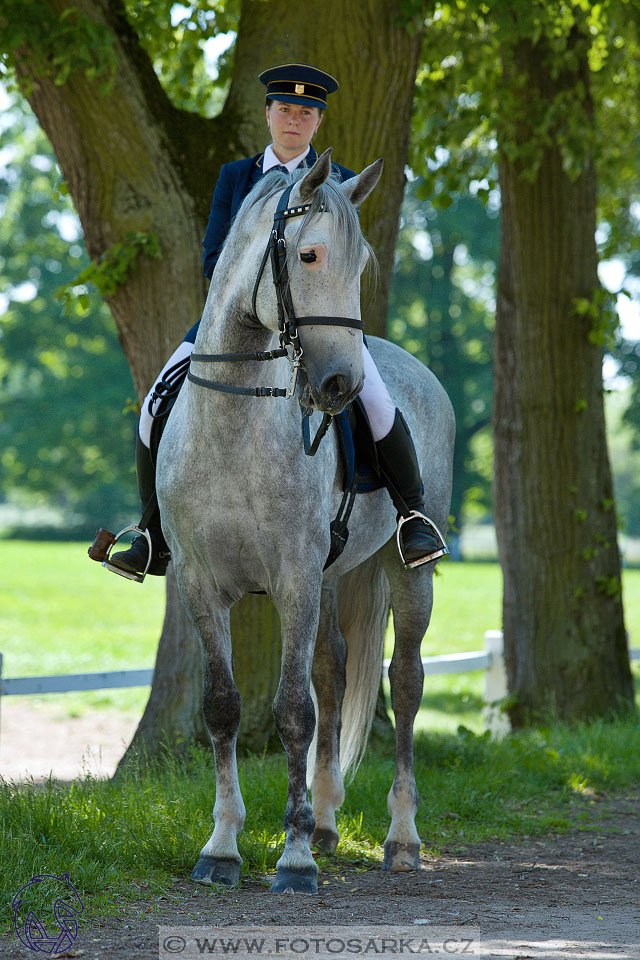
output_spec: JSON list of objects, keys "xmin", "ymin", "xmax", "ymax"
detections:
[
  {"xmin": 493, "ymin": 9, "xmax": 633, "ymax": 724},
  {"xmin": 411, "ymin": 0, "xmax": 635, "ymax": 724},
  {"xmin": 1, "ymin": 0, "xmax": 423, "ymax": 757}
]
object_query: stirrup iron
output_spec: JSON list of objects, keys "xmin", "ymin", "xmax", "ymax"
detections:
[
  {"xmin": 93, "ymin": 524, "xmax": 153, "ymax": 583},
  {"xmin": 396, "ymin": 511, "xmax": 448, "ymax": 569}
]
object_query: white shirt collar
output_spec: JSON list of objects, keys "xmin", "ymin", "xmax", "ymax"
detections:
[{"xmin": 263, "ymin": 143, "xmax": 311, "ymax": 173}]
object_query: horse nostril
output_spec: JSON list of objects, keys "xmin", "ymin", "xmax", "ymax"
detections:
[{"xmin": 322, "ymin": 374, "xmax": 348, "ymax": 399}]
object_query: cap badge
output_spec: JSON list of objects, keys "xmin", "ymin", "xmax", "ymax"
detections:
[{"xmin": 295, "ymin": 83, "xmax": 305, "ymax": 94}]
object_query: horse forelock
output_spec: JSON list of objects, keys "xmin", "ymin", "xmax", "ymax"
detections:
[{"xmin": 221, "ymin": 167, "xmax": 377, "ymax": 283}]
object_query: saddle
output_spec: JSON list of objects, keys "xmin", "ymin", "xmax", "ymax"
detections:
[{"xmin": 148, "ymin": 358, "xmax": 384, "ymax": 570}]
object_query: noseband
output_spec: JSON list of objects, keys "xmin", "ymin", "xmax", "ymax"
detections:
[{"xmin": 187, "ymin": 184, "xmax": 365, "ymax": 400}]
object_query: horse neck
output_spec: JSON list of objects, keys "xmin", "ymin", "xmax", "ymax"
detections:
[
  {"xmin": 197, "ymin": 274, "xmax": 275, "ymax": 355},
  {"xmin": 193, "ymin": 275, "xmax": 295, "ymax": 432}
]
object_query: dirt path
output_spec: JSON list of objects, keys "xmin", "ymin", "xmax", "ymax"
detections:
[
  {"xmin": 2, "ymin": 705, "xmax": 639, "ymax": 959},
  {"xmin": 0, "ymin": 701, "xmax": 139, "ymax": 782},
  {"xmin": 80, "ymin": 793, "xmax": 638, "ymax": 960}
]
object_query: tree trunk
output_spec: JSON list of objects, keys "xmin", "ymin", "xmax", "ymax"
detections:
[
  {"xmin": 494, "ymin": 35, "xmax": 634, "ymax": 726},
  {"xmin": 115, "ymin": 568, "xmax": 208, "ymax": 775},
  {"xmin": 10, "ymin": 0, "xmax": 417, "ymax": 758}
]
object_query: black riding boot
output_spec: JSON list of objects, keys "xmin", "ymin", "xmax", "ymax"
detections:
[
  {"xmin": 108, "ymin": 435, "xmax": 171, "ymax": 578},
  {"xmin": 376, "ymin": 409, "xmax": 448, "ymax": 568}
]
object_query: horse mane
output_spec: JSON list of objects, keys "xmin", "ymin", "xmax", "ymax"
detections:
[{"xmin": 222, "ymin": 166, "xmax": 377, "ymax": 282}]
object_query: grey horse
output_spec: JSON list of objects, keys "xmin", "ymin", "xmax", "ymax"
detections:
[{"xmin": 156, "ymin": 150, "xmax": 455, "ymax": 894}]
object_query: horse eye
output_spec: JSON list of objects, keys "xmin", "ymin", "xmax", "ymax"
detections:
[{"xmin": 300, "ymin": 250, "xmax": 317, "ymax": 263}]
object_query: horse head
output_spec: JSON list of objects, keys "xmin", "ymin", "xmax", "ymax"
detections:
[{"xmin": 249, "ymin": 149, "xmax": 383, "ymax": 415}]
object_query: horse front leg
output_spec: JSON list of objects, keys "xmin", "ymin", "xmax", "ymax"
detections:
[
  {"xmin": 271, "ymin": 582, "xmax": 322, "ymax": 894},
  {"xmin": 382, "ymin": 549, "xmax": 434, "ymax": 872},
  {"xmin": 310, "ymin": 584, "xmax": 346, "ymax": 855},
  {"xmin": 188, "ymin": 604, "xmax": 246, "ymax": 887}
]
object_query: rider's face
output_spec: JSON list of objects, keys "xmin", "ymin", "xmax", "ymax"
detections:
[{"xmin": 266, "ymin": 101, "xmax": 323, "ymax": 162}]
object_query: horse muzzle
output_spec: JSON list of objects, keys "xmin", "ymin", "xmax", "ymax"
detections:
[
  {"xmin": 297, "ymin": 324, "xmax": 364, "ymax": 415},
  {"xmin": 303, "ymin": 368, "xmax": 364, "ymax": 415}
]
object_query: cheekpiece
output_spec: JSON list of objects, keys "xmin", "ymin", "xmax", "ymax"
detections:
[{"xmin": 259, "ymin": 62, "xmax": 339, "ymax": 110}]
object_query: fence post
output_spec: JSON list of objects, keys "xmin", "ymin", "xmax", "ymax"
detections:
[{"xmin": 483, "ymin": 630, "xmax": 510, "ymax": 738}]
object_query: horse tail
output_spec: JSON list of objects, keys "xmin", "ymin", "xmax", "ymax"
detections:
[{"xmin": 336, "ymin": 552, "xmax": 390, "ymax": 780}]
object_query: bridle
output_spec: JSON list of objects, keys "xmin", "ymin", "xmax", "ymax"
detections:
[{"xmin": 187, "ymin": 183, "xmax": 365, "ymax": 402}]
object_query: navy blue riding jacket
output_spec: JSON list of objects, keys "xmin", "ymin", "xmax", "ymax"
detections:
[{"xmin": 185, "ymin": 146, "xmax": 355, "ymax": 344}]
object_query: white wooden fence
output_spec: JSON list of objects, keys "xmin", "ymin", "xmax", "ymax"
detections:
[{"xmin": 1, "ymin": 633, "xmax": 638, "ymax": 745}]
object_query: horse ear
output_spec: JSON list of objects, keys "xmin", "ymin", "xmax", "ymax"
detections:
[
  {"xmin": 296, "ymin": 148, "xmax": 333, "ymax": 202},
  {"xmin": 340, "ymin": 158, "xmax": 384, "ymax": 207}
]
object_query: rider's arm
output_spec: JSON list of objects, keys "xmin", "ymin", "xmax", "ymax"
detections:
[{"xmin": 202, "ymin": 163, "xmax": 234, "ymax": 280}]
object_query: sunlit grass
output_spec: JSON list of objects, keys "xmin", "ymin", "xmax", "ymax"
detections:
[{"xmin": 0, "ymin": 541, "xmax": 164, "ymax": 714}]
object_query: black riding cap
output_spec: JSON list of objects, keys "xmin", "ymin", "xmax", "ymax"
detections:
[{"xmin": 259, "ymin": 63, "xmax": 339, "ymax": 110}]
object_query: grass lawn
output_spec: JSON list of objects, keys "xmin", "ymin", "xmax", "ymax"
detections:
[
  {"xmin": 0, "ymin": 543, "xmax": 638, "ymax": 728},
  {"xmin": 0, "ymin": 541, "xmax": 165, "ymax": 714}
]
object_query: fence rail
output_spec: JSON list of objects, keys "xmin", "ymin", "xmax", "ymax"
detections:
[
  {"xmin": 1, "ymin": 635, "xmax": 638, "ymax": 741},
  {"xmin": 0, "ymin": 665, "xmax": 154, "ymax": 697}
]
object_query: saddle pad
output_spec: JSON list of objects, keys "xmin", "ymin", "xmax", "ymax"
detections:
[{"xmin": 335, "ymin": 400, "xmax": 385, "ymax": 494}]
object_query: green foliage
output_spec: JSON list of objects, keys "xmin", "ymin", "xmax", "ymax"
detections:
[
  {"xmin": 572, "ymin": 286, "xmax": 620, "ymax": 348},
  {"xmin": 0, "ymin": 95, "xmax": 138, "ymax": 528},
  {"xmin": 610, "ymin": 337, "xmax": 640, "ymax": 452},
  {"xmin": 409, "ymin": 0, "xmax": 640, "ymax": 265},
  {"xmin": 123, "ymin": 0, "xmax": 239, "ymax": 115},
  {"xmin": 406, "ymin": 1, "xmax": 640, "ymax": 539},
  {"xmin": 57, "ymin": 230, "xmax": 162, "ymax": 311},
  {"xmin": 388, "ymin": 177, "xmax": 498, "ymax": 532},
  {"xmin": 2, "ymin": 0, "xmax": 639, "ymax": 541},
  {"xmin": 605, "ymin": 386, "xmax": 640, "ymax": 536},
  {"xmin": 594, "ymin": 574, "xmax": 622, "ymax": 597},
  {"xmin": 0, "ymin": 0, "xmax": 117, "ymax": 93}
]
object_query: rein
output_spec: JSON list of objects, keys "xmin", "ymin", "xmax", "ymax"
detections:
[{"xmin": 187, "ymin": 184, "xmax": 364, "ymax": 441}]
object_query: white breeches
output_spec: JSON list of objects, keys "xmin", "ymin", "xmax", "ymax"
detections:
[{"xmin": 139, "ymin": 341, "xmax": 395, "ymax": 449}]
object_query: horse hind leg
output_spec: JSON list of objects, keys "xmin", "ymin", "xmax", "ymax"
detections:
[
  {"xmin": 309, "ymin": 585, "xmax": 346, "ymax": 855},
  {"xmin": 382, "ymin": 544, "xmax": 434, "ymax": 872},
  {"xmin": 187, "ymin": 604, "xmax": 245, "ymax": 887}
]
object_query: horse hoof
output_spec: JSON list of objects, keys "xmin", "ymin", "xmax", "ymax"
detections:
[
  {"xmin": 270, "ymin": 866, "xmax": 318, "ymax": 894},
  {"xmin": 312, "ymin": 828, "xmax": 339, "ymax": 854},
  {"xmin": 382, "ymin": 841, "xmax": 421, "ymax": 872},
  {"xmin": 191, "ymin": 855, "xmax": 242, "ymax": 886}
]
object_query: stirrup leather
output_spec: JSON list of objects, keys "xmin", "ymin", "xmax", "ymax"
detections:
[
  {"xmin": 101, "ymin": 524, "xmax": 153, "ymax": 583},
  {"xmin": 396, "ymin": 511, "xmax": 448, "ymax": 569}
]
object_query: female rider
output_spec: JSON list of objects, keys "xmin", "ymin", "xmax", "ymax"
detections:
[{"xmin": 107, "ymin": 63, "xmax": 447, "ymax": 578}]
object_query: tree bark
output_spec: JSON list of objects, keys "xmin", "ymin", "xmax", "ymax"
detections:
[
  {"xmin": 494, "ymin": 35, "xmax": 634, "ymax": 726},
  {"xmin": 9, "ymin": 0, "xmax": 418, "ymax": 758},
  {"xmin": 115, "ymin": 568, "xmax": 208, "ymax": 775}
]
